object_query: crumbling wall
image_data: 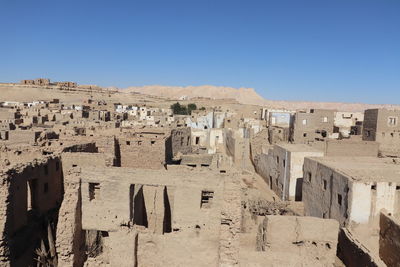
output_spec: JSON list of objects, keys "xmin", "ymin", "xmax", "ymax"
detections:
[
  {"xmin": 0, "ymin": 172, "xmax": 12, "ymax": 265},
  {"xmin": 171, "ymin": 127, "xmax": 192, "ymax": 157},
  {"xmin": 224, "ymin": 129, "xmax": 254, "ymax": 171},
  {"xmin": 95, "ymin": 136, "xmax": 118, "ymax": 166},
  {"xmin": 7, "ymin": 130, "xmax": 41, "ymax": 145},
  {"xmin": 56, "ymin": 171, "xmax": 85, "ymax": 267},
  {"xmin": 379, "ymin": 212, "xmax": 400, "ymax": 266},
  {"xmin": 256, "ymin": 215, "xmax": 339, "ymax": 265},
  {"xmin": 119, "ymin": 134, "xmax": 167, "ymax": 169},
  {"xmin": 219, "ymin": 175, "xmax": 241, "ymax": 266},
  {"xmin": 61, "ymin": 152, "xmax": 109, "ymax": 173},
  {"xmin": 0, "ymin": 156, "xmax": 63, "ymax": 266}
]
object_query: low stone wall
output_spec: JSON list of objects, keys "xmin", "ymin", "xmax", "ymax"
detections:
[{"xmin": 337, "ymin": 228, "xmax": 383, "ymax": 267}]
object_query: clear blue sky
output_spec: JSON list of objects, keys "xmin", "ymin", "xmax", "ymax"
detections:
[{"xmin": 1, "ymin": 0, "xmax": 399, "ymax": 104}]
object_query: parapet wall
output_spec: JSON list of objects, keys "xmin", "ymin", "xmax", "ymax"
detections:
[
  {"xmin": 324, "ymin": 140, "xmax": 379, "ymax": 157},
  {"xmin": 337, "ymin": 228, "xmax": 383, "ymax": 267},
  {"xmin": 379, "ymin": 212, "xmax": 400, "ymax": 266}
]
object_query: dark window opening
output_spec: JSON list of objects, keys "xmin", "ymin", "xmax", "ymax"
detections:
[
  {"xmin": 151, "ymin": 140, "xmax": 155, "ymax": 145},
  {"xmin": 269, "ymin": 176, "xmax": 273, "ymax": 190},
  {"xmin": 323, "ymin": 180, "xmax": 327, "ymax": 190},
  {"xmin": 133, "ymin": 186, "xmax": 148, "ymax": 227},
  {"xmin": 307, "ymin": 172, "xmax": 312, "ymax": 182},
  {"xmin": 338, "ymin": 194, "xmax": 342, "ymax": 206},
  {"xmin": 195, "ymin": 137, "xmax": 200, "ymax": 145},
  {"xmin": 201, "ymin": 190, "xmax": 214, "ymax": 208},
  {"xmin": 220, "ymin": 170, "xmax": 226, "ymax": 173},
  {"xmin": 303, "ymin": 133, "xmax": 307, "ymax": 137},
  {"xmin": 163, "ymin": 186, "xmax": 172, "ymax": 233},
  {"xmin": 371, "ymin": 184, "xmax": 377, "ymax": 190},
  {"xmin": 126, "ymin": 141, "xmax": 130, "ymax": 145},
  {"xmin": 89, "ymin": 183, "xmax": 100, "ymax": 201},
  {"xmin": 27, "ymin": 179, "xmax": 38, "ymax": 211},
  {"xmin": 43, "ymin": 182, "xmax": 49, "ymax": 193},
  {"xmin": 101, "ymin": 231, "xmax": 109, "ymax": 237}
]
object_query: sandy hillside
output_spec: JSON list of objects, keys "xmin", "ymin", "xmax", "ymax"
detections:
[
  {"xmin": 1, "ymin": 84, "xmax": 399, "ymax": 112},
  {"xmin": 123, "ymin": 85, "xmax": 265, "ymax": 105},
  {"xmin": 123, "ymin": 85, "xmax": 400, "ymax": 112}
]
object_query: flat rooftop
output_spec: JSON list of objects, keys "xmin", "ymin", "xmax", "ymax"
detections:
[
  {"xmin": 276, "ymin": 143, "xmax": 323, "ymax": 153},
  {"xmin": 307, "ymin": 156, "xmax": 400, "ymax": 182}
]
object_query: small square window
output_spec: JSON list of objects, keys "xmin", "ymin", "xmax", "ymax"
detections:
[
  {"xmin": 388, "ymin": 117, "xmax": 397, "ymax": 126},
  {"xmin": 200, "ymin": 191, "xmax": 214, "ymax": 208},
  {"xmin": 126, "ymin": 141, "xmax": 130, "ymax": 145},
  {"xmin": 89, "ymin": 183, "xmax": 100, "ymax": 201}
]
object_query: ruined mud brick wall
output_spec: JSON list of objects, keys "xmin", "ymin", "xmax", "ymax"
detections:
[
  {"xmin": 268, "ymin": 126, "xmax": 289, "ymax": 144},
  {"xmin": 337, "ymin": 228, "xmax": 383, "ymax": 267},
  {"xmin": 55, "ymin": 82, "xmax": 77, "ymax": 88},
  {"xmin": 170, "ymin": 127, "xmax": 192, "ymax": 157},
  {"xmin": 56, "ymin": 171, "xmax": 85, "ymax": 267},
  {"xmin": 61, "ymin": 152, "xmax": 110, "ymax": 173},
  {"xmin": 76, "ymin": 166, "xmax": 228, "ymax": 266},
  {"xmin": 79, "ymin": 167, "xmax": 225, "ymax": 232},
  {"xmin": 224, "ymin": 129, "xmax": 253, "ymax": 171},
  {"xmin": 219, "ymin": 174, "xmax": 241, "ymax": 266},
  {"xmin": 0, "ymin": 156, "xmax": 63, "ymax": 265},
  {"xmin": 257, "ymin": 215, "xmax": 339, "ymax": 265},
  {"xmin": 119, "ymin": 133, "xmax": 168, "ymax": 169},
  {"xmin": 93, "ymin": 136, "xmax": 118, "ymax": 166},
  {"xmin": 324, "ymin": 140, "xmax": 379, "ymax": 157},
  {"xmin": 379, "ymin": 212, "xmax": 400, "ymax": 266},
  {"xmin": 7, "ymin": 130, "xmax": 41, "ymax": 145}
]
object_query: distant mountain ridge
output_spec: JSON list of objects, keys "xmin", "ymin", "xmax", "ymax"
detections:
[
  {"xmin": 122, "ymin": 85, "xmax": 400, "ymax": 112},
  {"xmin": 122, "ymin": 85, "xmax": 265, "ymax": 105}
]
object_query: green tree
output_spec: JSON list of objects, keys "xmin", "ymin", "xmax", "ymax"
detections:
[
  {"xmin": 171, "ymin": 102, "xmax": 188, "ymax": 115},
  {"xmin": 187, "ymin": 103, "xmax": 197, "ymax": 115}
]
